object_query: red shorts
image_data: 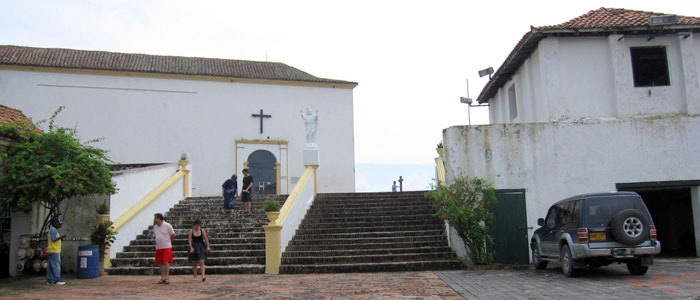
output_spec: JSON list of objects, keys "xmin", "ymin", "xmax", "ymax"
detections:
[{"xmin": 154, "ymin": 248, "xmax": 173, "ymax": 265}]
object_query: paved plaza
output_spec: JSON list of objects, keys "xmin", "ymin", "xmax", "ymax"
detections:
[
  {"xmin": 437, "ymin": 258, "xmax": 700, "ymax": 300},
  {"xmin": 0, "ymin": 271, "xmax": 462, "ymax": 300},
  {"xmin": 2, "ymin": 259, "xmax": 700, "ymax": 299}
]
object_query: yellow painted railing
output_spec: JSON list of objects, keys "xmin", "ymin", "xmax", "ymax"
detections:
[
  {"xmin": 436, "ymin": 157, "xmax": 446, "ymax": 186},
  {"xmin": 264, "ymin": 165, "xmax": 317, "ymax": 274},
  {"xmin": 112, "ymin": 160, "xmax": 190, "ymax": 230}
]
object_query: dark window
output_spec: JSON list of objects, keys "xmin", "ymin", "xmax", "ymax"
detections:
[{"xmin": 630, "ymin": 47, "xmax": 670, "ymax": 87}]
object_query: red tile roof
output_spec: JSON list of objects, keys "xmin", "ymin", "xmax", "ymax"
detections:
[
  {"xmin": 0, "ymin": 45, "xmax": 357, "ymax": 87},
  {"xmin": 536, "ymin": 7, "xmax": 700, "ymax": 30},
  {"xmin": 0, "ymin": 105, "xmax": 32, "ymax": 125},
  {"xmin": 477, "ymin": 8, "xmax": 700, "ymax": 103},
  {"xmin": 0, "ymin": 104, "xmax": 40, "ymax": 135}
]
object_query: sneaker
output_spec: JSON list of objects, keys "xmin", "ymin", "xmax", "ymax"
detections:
[{"xmin": 55, "ymin": 281, "xmax": 66, "ymax": 285}]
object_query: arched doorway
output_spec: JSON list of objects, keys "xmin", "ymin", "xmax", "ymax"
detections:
[{"xmin": 247, "ymin": 150, "xmax": 277, "ymax": 195}]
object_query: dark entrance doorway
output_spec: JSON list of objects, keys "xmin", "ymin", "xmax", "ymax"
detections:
[
  {"xmin": 617, "ymin": 185, "xmax": 696, "ymax": 257},
  {"xmin": 247, "ymin": 150, "xmax": 277, "ymax": 195},
  {"xmin": 488, "ymin": 189, "xmax": 530, "ymax": 264}
]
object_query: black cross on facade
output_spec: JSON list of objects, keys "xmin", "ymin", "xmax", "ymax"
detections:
[{"xmin": 252, "ymin": 109, "xmax": 272, "ymax": 134}]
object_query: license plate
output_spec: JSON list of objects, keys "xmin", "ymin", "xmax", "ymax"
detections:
[{"xmin": 590, "ymin": 232, "xmax": 606, "ymax": 241}]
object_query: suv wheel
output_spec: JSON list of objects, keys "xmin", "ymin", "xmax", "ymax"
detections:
[
  {"xmin": 627, "ymin": 258, "xmax": 649, "ymax": 275},
  {"xmin": 532, "ymin": 243, "xmax": 548, "ymax": 270},
  {"xmin": 612, "ymin": 209, "xmax": 650, "ymax": 245},
  {"xmin": 560, "ymin": 244, "xmax": 576, "ymax": 277}
]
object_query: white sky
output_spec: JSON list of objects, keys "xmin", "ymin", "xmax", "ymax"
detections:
[{"xmin": 1, "ymin": 0, "xmax": 698, "ymax": 191}]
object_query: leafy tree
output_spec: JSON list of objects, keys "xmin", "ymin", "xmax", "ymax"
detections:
[
  {"xmin": 425, "ymin": 177, "xmax": 497, "ymax": 265},
  {"xmin": 0, "ymin": 107, "xmax": 116, "ymax": 235}
]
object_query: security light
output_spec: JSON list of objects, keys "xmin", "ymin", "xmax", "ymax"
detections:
[{"xmin": 478, "ymin": 67, "xmax": 494, "ymax": 79}]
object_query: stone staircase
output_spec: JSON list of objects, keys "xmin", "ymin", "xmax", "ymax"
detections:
[
  {"xmin": 108, "ymin": 194, "xmax": 287, "ymax": 275},
  {"xmin": 280, "ymin": 191, "xmax": 462, "ymax": 273}
]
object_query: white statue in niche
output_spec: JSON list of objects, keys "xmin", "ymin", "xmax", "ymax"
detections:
[{"xmin": 301, "ymin": 108, "xmax": 318, "ymax": 149}]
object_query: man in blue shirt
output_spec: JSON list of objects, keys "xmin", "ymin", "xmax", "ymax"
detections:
[
  {"xmin": 392, "ymin": 181, "xmax": 398, "ymax": 192},
  {"xmin": 221, "ymin": 174, "xmax": 238, "ymax": 215}
]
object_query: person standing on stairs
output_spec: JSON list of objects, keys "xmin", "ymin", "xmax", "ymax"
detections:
[
  {"xmin": 241, "ymin": 168, "xmax": 254, "ymax": 216},
  {"xmin": 188, "ymin": 220, "xmax": 210, "ymax": 282},
  {"xmin": 153, "ymin": 213, "xmax": 175, "ymax": 284},
  {"xmin": 221, "ymin": 174, "xmax": 238, "ymax": 215}
]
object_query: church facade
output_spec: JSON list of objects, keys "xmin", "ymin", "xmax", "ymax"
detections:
[{"xmin": 0, "ymin": 45, "xmax": 357, "ymax": 196}]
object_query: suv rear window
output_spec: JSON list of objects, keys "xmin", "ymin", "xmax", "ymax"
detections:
[{"xmin": 586, "ymin": 196, "xmax": 647, "ymax": 227}]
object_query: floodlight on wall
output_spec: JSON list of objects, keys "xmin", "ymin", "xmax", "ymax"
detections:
[{"xmin": 478, "ymin": 67, "xmax": 494, "ymax": 79}]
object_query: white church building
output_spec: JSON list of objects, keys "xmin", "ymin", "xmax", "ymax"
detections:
[
  {"xmin": 443, "ymin": 8, "xmax": 700, "ymax": 261},
  {"xmin": 0, "ymin": 45, "xmax": 357, "ymax": 196}
]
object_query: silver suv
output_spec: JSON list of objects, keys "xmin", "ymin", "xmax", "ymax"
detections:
[{"xmin": 531, "ymin": 192, "xmax": 661, "ymax": 277}]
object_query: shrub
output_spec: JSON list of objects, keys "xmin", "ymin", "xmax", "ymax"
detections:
[
  {"xmin": 90, "ymin": 221, "xmax": 117, "ymax": 254},
  {"xmin": 262, "ymin": 198, "xmax": 280, "ymax": 212},
  {"xmin": 96, "ymin": 201, "xmax": 109, "ymax": 215},
  {"xmin": 425, "ymin": 177, "xmax": 497, "ymax": 265}
]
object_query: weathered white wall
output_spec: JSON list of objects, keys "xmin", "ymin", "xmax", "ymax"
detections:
[
  {"xmin": 443, "ymin": 115, "xmax": 700, "ymax": 249},
  {"xmin": 0, "ymin": 70, "xmax": 355, "ymax": 196},
  {"xmin": 110, "ymin": 163, "xmax": 184, "ymax": 257},
  {"xmin": 280, "ymin": 170, "xmax": 316, "ymax": 253},
  {"xmin": 487, "ymin": 33, "xmax": 700, "ymax": 124}
]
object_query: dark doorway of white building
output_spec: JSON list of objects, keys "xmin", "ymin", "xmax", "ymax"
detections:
[
  {"xmin": 247, "ymin": 150, "xmax": 277, "ymax": 195},
  {"xmin": 617, "ymin": 181, "xmax": 699, "ymax": 257},
  {"xmin": 488, "ymin": 190, "xmax": 530, "ymax": 264}
]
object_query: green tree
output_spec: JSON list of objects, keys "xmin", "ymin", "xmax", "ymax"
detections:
[
  {"xmin": 0, "ymin": 107, "xmax": 116, "ymax": 235},
  {"xmin": 425, "ymin": 177, "xmax": 497, "ymax": 265}
]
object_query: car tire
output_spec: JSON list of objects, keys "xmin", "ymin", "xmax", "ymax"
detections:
[
  {"xmin": 627, "ymin": 258, "xmax": 649, "ymax": 275},
  {"xmin": 532, "ymin": 244, "xmax": 548, "ymax": 270},
  {"xmin": 560, "ymin": 244, "xmax": 576, "ymax": 277},
  {"xmin": 611, "ymin": 209, "xmax": 650, "ymax": 245}
]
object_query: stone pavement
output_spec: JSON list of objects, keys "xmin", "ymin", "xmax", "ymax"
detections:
[
  {"xmin": 0, "ymin": 271, "xmax": 463, "ymax": 300},
  {"xmin": 436, "ymin": 258, "xmax": 700, "ymax": 300}
]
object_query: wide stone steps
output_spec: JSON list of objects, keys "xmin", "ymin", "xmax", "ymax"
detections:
[
  {"xmin": 128, "ymin": 237, "xmax": 264, "ymax": 246},
  {"xmin": 294, "ymin": 224, "xmax": 445, "ymax": 235},
  {"xmin": 108, "ymin": 265, "xmax": 264, "ymax": 275},
  {"xmin": 280, "ymin": 191, "xmax": 461, "ymax": 273},
  {"xmin": 282, "ymin": 246, "xmax": 454, "ymax": 258},
  {"xmin": 287, "ymin": 235, "xmax": 446, "ymax": 247},
  {"xmin": 280, "ymin": 260, "xmax": 462, "ymax": 274},
  {"xmin": 117, "ymin": 249, "xmax": 264, "ymax": 259},
  {"xmin": 108, "ymin": 194, "xmax": 284, "ymax": 275},
  {"xmin": 111, "ymin": 256, "xmax": 264, "ymax": 267}
]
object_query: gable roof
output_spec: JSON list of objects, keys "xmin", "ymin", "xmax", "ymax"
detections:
[
  {"xmin": 0, "ymin": 104, "xmax": 40, "ymax": 136},
  {"xmin": 0, "ymin": 45, "xmax": 357, "ymax": 87},
  {"xmin": 0, "ymin": 105, "xmax": 33, "ymax": 125},
  {"xmin": 477, "ymin": 8, "xmax": 700, "ymax": 103}
]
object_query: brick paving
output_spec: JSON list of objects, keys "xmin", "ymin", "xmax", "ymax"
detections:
[
  {"xmin": 436, "ymin": 258, "xmax": 700, "ymax": 300},
  {"xmin": 0, "ymin": 271, "xmax": 463, "ymax": 300}
]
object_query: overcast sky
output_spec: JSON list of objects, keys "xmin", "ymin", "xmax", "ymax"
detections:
[{"xmin": 1, "ymin": 0, "xmax": 698, "ymax": 191}]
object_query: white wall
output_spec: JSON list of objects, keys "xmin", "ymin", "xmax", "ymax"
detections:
[
  {"xmin": 0, "ymin": 70, "xmax": 355, "ymax": 196},
  {"xmin": 110, "ymin": 163, "xmax": 184, "ymax": 257},
  {"xmin": 487, "ymin": 33, "xmax": 700, "ymax": 124},
  {"xmin": 443, "ymin": 115, "xmax": 700, "ymax": 248}
]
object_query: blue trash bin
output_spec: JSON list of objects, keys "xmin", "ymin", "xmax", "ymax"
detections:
[{"xmin": 77, "ymin": 245, "xmax": 99, "ymax": 279}]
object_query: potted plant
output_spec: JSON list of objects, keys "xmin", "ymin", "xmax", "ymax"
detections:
[
  {"xmin": 262, "ymin": 198, "xmax": 281, "ymax": 223},
  {"xmin": 96, "ymin": 201, "xmax": 110, "ymax": 223},
  {"xmin": 436, "ymin": 142, "xmax": 444, "ymax": 157},
  {"xmin": 90, "ymin": 221, "xmax": 117, "ymax": 275}
]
